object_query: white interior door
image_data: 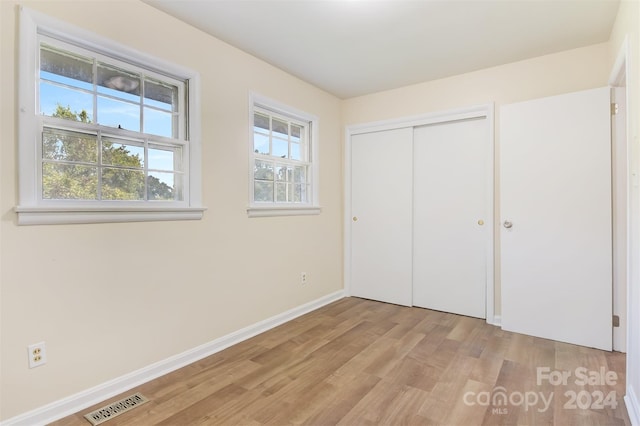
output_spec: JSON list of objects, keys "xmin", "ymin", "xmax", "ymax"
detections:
[
  {"xmin": 350, "ymin": 128, "xmax": 413, "ymax": 306},
  {"xmin": 501, "ymin": 87, "xmax": 612, "ymax": 350},
  {"xmin": 412, "ymin": 118, "xmax": 489, "ymax": 318}
]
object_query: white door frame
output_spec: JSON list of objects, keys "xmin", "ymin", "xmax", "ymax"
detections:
[
  {"xmin": 344, "ymin": 103, "xmax": 496, "ymax": 324},
  {"xmin": 608, "ymin": 36, "xmax": 640, "ymax": 426},
  {"xmin": 609, "ymin": 37, "xmax": 629, "ymax": 353}
]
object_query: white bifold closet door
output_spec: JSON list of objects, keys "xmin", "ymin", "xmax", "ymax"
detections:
[
  {"xmin": 501, "ymin": 87, "xmax": 612, "ymax": 350},
  {"xmin": 350, "ymin": 127, "xmax": 413, "ymax": 306},
  {"xmin": 412, "ymin": 118, "xmax": 489, "ymax": 318}
]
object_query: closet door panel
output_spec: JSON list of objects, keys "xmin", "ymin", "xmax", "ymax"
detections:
[
  {"xmin": 412, "ymin": 118, "xmax": 488, "ymax": 318},
  {"xmin": 351, "ymin": 128, "xmax": 413, "ymax": 306}
]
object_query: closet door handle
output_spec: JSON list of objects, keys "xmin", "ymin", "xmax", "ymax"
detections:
[
  {"xmin": 353, "ymin": 216, "xmax": 358, "ymax": 222},
  {"xmin": 503, "ymin": 221, "xmax": 513, "ymax": 229}
]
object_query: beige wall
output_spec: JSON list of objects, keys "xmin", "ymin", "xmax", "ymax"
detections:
[
  {"xmin": 0, "ymin": 1, "xmax": 343, "ymax": 419},
  {"xmin": 342, "ymin": 42, "xmax": 612, "ymax": 315},
  {"xmin": 342, "ymin": 43, "xmax": 611, "ymax": 125}
]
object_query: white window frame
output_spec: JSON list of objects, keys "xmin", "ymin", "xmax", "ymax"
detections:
[
  {"xmin": 16, "ymin": 7, "xmax": 204, "ymax": 225},
  {"xmin": 248, "ymin": 93, "xmax": 320, "ymax": 217}
]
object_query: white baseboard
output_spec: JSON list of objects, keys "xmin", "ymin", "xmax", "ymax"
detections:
[
  {"xmin": 1, "ymin": 290, "xmax": 345, "ymax": 426},
  {"xmin": 626, "ymin": 385, "xmax": 640, "ymax": 426}
]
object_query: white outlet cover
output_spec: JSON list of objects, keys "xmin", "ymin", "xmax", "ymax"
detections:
[{"xmin": 27, "ymin": 341, "xmax": 47, "ymax": 368}]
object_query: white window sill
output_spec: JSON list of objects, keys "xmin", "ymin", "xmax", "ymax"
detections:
[
  {"xmin": 247, "ymin": 206, "xmax": 321, "ymax": 218},
  {"xmin": 15, "ymin": 206, "xmax": 206, "ymax": 225}
]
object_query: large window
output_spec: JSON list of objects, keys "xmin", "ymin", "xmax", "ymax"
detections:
[
  {"xmin": 17, "ymin": 8, "xmax": 203, "ymax": 225},
  {"xmin": 248, "ymin": 95, "xmax": 320, "ymax": 217}
]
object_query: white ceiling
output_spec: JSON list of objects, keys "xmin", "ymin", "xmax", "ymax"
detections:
[{"xmin": 145, "ymin": 0, "xmax": 620, "ymax": 99}]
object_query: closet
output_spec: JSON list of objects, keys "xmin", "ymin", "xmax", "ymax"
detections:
[
  {"xmin": 348, "ymin": 106, "xmax": 493, "ymax": 319},
  {"xmin": 348, "ymin": 89, "xmax": 613, "ymax": 349}
]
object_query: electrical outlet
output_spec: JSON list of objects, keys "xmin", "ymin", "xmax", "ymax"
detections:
[
  {"xmin": 28, "ymin": 342, "xmax": 47, "ymax": 368},
  {"xmin": 301, "ymin": 272, "xmax": 308, "ymax": 285}
]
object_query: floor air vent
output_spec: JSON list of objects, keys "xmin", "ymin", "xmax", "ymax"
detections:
[{"xmin": 83, "ymin": 393, "xmax": 148, "ymax": 425}]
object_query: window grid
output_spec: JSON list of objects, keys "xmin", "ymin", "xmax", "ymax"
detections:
[
  {"xmin": 40, "ymin": 125, "xmax": 184, "ymax": 202},
  {"xmin": 39, "ymin": 42, "xmax": 182, "ymax": 138},
  {"xmin": 252, "ymin": 107, "xmax": 312, "ymax": 205},
  {"xmin": 37, "ymin": 36, "xmax": 186, "ymax": 204}
]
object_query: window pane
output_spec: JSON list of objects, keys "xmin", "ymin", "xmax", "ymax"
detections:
[
  {"xmin": 254, "ymin": 113, "xmax": 269, "ymax": 131},
  {"xmin": 144, "ymin": 107, "xmax": 174, "ymax": 138},
  {"xmin": 290, "ymin": 143, "xmax": 301, "ymax": 161},
  {"xmin": 253, "ymin": 132, "xmax": 269, "ymax": 155},
  {"xmin": 291, "ymin": 124, "xmax": 301, "ymax": 141},
  {"xmin": 40, "ymin": 45, "xmax": 93, "ymax": 90},
  {"xmin": 275, "ymin": 182, "xmax": 289, "ymax": 202},
  {"xmin": 275, "ymin": 165, "xmax": 292, "ymax": 182},
  {"xmin": 272, "ymin": 118, "xmax": 288, "ymax": 138},
  {"xmin": 97, "ymin": 96, "xmax": 140, "ymax": 132},
  {"xmin": 102, "ymin": 139, "xmax": 144, "ymax": 168},
  {"xmin": 97, "ymin": 63, "xmax": 140, "ymax": 102},
  {"xmin": 42, "ymin": 163, "xmax": 97, "ymax": 200},
  {"xmin": 254, "ymin": 160, "xmax": 274, "ymax": 180},
  {"xmin": 254, "ymin": 180, "xmax": 273, "ymax": 202},
  {"xmin": 272, "ymin": 138, "xmax": 288, "ymax": 159},
  {"xmin": 148, "ymin": 172, "xmax": 179, "ymax": 200},
  {"xmin": 293, "ymin": 166, "xmax": 306, "ymax": 183},
  {"xmin": 42, "ymin": 128, "xmax": 97, "ymax": 163},
  {"xmin": 149, "ymin": 145, "xmax": 181, "ymax": 171},
  {"xmin": 144, "ymin": 78, "xmax": 177, "ymax": 111},
  {"xmin": 293, "ymin": 184, "xmax": 308, "ymax": 203},
  {"xmin": 101, "ymin": 168, "xmax": 145, "ymax": 200},
  {"xmin": 40, "ymin": 83, "xmax": 94, "ymax": 122}
]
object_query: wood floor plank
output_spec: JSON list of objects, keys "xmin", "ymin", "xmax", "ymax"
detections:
[
  {"xmin": 470, "ymin": 350, "xmax": 504, "ymax": 386},
  {"xmin": 383, "ymin": 353, "xmax": 440, "ymax": 392},
  {"xmin": 429, "ymin": 353, "xmax": 479, "ymax": 403},
  {"xmin": 363, "ymin": 332, "xmax": 426, "ymax": 379},
  {"xmin": 377, "ymin": 385, "xmax": 430, "ymax": 425},
  {"xmin": 154, "ymin": 383, "xmax": 247, "ymax": 426},
  {"xmin": 337, "ymin": 381, "xmax": 407, "ymax": 424},
  {"xmin": 406, "ymin": 324, "xmax": 452, "ymax": 363},
  {"xmin": 50, "ymin": 298, "xmax": 629, "ymax": 426},
  {"xmin": 293, "ymin": 372, "xmax": 380, "ymax": 425},
  {"xmin": 443, "ymin": 379, "xmax": 491, "ymax": 425},
  {"xmin": 417, "ymin": 393, "xmax": 453, "ymax": 424}
]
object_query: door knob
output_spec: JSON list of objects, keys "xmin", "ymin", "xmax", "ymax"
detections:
[
  {"xmin": 353, "ymin": 216, "xmax": 358, "ymax": 222},
  {"xmin": 477, "ymin": 219, "xmax": 484, "ymax": 226},
  {"xmin": 503, "ymin": 221, "xmax": 513, "ymax": 229}
]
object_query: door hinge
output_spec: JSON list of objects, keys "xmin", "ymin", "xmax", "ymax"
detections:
[
  {"xmin": 611, "ymin": 103, "xmax": 619, "ymax": 115},
  {"xmin": 613, "ymin": 315, "xmax": 620, "ymax": 327}
]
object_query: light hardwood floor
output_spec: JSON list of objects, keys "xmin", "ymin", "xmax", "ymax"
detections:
[{"xmin": 52, "ymin": 297, "xmax": 629, "ymax": 425}]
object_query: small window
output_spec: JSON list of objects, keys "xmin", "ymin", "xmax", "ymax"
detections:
[
  {"xmin": 248, "ymin": 95, "xmax": 320, "ymax": 217},
  {"xmin": 17, "ymin": 8, "xmax": 203, "ymax": 225}
]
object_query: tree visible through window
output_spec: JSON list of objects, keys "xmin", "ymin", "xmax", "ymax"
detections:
[{"xmin": 43, "ymin": 105, "xmax": 175, "ymax": 201}]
